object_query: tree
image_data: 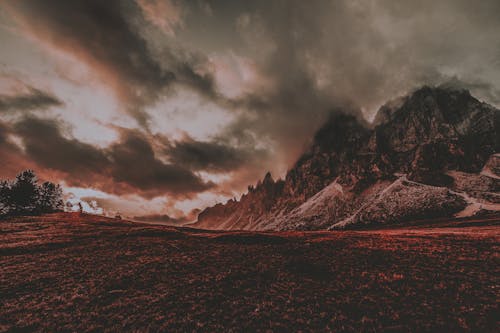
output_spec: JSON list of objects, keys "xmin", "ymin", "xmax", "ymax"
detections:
[
  {"xmin": 9, "ymin": 170, "xmax": 39, "ymax": 215},
  {"xmin": 0, "ymin": 170, "xmax": 64, "ymax": 218},
  {"xmin": 0, "ymin": 180, "xmax": 11, "ymax": 215},
  {"xmin": 38, "ymin": 182, "xmax": 64, "ymax": 213}
]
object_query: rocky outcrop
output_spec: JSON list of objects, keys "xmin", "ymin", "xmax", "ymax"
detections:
[
  {"xmin": 195, "ymin": 172, "xmax": 285, "ymax": 230},
  {"xmin": 194, "ymin": 86, "xmax": 500, "ymax": 230},
  {"xmin": 481, "ymin": 154, "xmax": 500, "ymax": 179},
  {"xmin": 330, "ymin": 178, "xmax": 467, "ymax": 229}
]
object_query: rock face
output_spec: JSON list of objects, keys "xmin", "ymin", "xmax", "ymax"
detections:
[
  {"xmin": 194, "ymin": 86, "xmax": 500, "ymax": 230},
  {"xmin": 331, "ymin": 178, "xmax": 467, "ymax": 230}
]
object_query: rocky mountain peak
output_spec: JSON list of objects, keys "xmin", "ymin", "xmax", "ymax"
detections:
[
  {"xmin": 373, "ymin": 86, "xmax": 499, "ymax": 164},
  {"xmin": 263, "ymin": 171, "xmax": 274, "ymax": 185},
  {"xmin": 195, "ymin": 86, "xmax": 499, "ymax": 231},
  {"xmin": 312, "ymin": 112, "xmax": 370, "ymax": 152},
  {"xmin": 375, "ymin": 86, "xmax": 476, "ymax": 127}
]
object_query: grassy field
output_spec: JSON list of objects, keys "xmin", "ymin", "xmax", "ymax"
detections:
[{"xmin": 1, "ymin": 213, "xmax": 499, "ymax": 332}]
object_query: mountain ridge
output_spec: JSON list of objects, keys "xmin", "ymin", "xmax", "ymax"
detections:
[{"xmin": 194, "ymin": 86, "xmax": 500, "ymax": 230}]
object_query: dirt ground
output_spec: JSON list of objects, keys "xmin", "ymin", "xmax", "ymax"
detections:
[{"xmin": 1, "ymin": 213, "xmax": 499, "ymax": 332}]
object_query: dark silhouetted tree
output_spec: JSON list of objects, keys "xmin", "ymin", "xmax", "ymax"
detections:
[
  {"xmin": 9, "ymin": 170, "xmax": 39, "ymax": 215},
  {"xmin": 0, "ymin": 170, "xmax": 64, "ymax": 218},
  {"xmin": 39, "ymin": 182, "xmax": 64, "ymax": 213},
  {"xmin": 0, "ymin": 180, "xmax": 11, "ymax": 215}
]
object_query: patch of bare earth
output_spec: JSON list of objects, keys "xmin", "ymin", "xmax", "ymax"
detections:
[{"xmin": 1, "ymin": 213, "xmax": 499, "ymax": 332}]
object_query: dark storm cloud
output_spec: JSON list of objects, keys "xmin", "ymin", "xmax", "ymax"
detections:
[
  {"xmin": 0, "ymin": 121, "xmax": 8, "ymax": 144},
  {"xmin": 152, "ymin": 0, "xmax": 497, "ymax": 170},
  {"xmin": 185, "ymin": 0, "xmax": 500, "ymax": 165},
  {"xmin": 238, "ymin": 0, "xmax": 500, "ymax": 114},
  {"xmin": 167, "ymin": 136, "xmax": 267, "ymax": 172},
  {"xmin": 12, "ymin": 117, "xmax": 212, "ymax": 197},
  {"xmin": 3, "ymin": 0, "xmax": 500, "ymax": 202},
  {"xmin": 0, "ymin": 88, "xmax": 63, "ymax": 113},
  {"xmin": 108, "ymin": 130, "xmax": 213, "ymax": 196},
  {"xmin": 14, "ymin": 117, "xmax": 109, "ymax": 175},
  {"xmin": 6, "ymin": 113, "xmax": 260, "ymax": 197},
  {"xmin": 0, "ymin": 119, "xmax": 38, "ymax": 179},
  {"xmin": 5, "ymin": 0, "xmax": 218, "ymax": 126}
]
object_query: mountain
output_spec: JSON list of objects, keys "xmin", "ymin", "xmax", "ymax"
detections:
[{"xmin": 194, "ymin": 86, "xmax": 500, "ymax": 230}]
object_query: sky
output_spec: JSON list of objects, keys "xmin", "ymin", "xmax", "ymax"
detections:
[{"xmin": 1, "ymin": 0, "xmax": 499, "ymax": 220}]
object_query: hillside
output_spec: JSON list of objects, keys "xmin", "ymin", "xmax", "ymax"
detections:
[
  {"xmin": 195, "ymin": 86, "xmax": 500, "ymax": 230},
  {"xmin": 1, "ymin": 213, "xmax": 499, "ymax": 332}
]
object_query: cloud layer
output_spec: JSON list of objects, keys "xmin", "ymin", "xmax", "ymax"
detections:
[
  {"xmin": 4, "ymin": 0, "xmax": 217, "ymax": 127},
  {"xmin": 9, "ymin": 116, "xmax": 218, "ymax": 198},
  {"xmin": 1, "ymin": 0, "xmax": 499, "ymax": 217},
  {"xmin": 0, "ymin": 87, "xmax": 62, "ymax": 113}
]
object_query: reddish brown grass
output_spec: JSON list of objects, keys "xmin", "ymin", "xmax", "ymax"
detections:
[{"xmin": 1, "ymin": 213, "xmax": 499, "ymax": 332}]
